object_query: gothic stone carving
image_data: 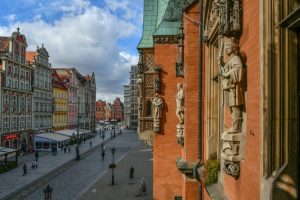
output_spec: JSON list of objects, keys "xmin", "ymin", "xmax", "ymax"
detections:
[
  {"xmin": 176, "ymin": 157, "xmax": 200, "ymax": 181},
  {"xmin": 176, "ymin": 83, "xmax": 185, "ymax": 124},
  {"xmin": 176, "ymin": 83, "xmax": 185, "ymax": 145},
  {"xmin": 154, "ymin": 65, "xmax": 162, "ymax": 92},
  {"xmin": 219, "ymin": 37, "xmax": 246, "ymax": 177},
  {"xmin": 205, "ymin": 0, "xmax": 243, "ymax": 39},
  {"xmin": 223, "ymin": 160, "xmax": 240, "ymax": 177},
  {"xmin": 176, "ymin": 24, "xmax": 184, "ymax": 77},
  {"xmin": 152, "ymin": 94, "xmax": 163, "ymax": 133},
  {"xmin": 219, "ymin": 0, "xmax": 243, "ymax": 38},
  {"xmin": 176, "ymin": 124, "xmax": 184, "ymax": 146},
  {"xmin": 145, "ymin": 89, "xmax": 155, "ymax": 97},
  {"xmin": 153, "ymin": 35, "xmax": 179, "ymax": 44}
]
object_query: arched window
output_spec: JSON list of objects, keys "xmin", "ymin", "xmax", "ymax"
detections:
[{"xmin": 146, "ymin": 100, "xmax": 152, "ymax": 117}]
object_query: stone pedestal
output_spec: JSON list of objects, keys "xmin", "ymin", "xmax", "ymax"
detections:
[
  {"xmin": 153, "ymin": 119, "xmax": 160, "ymax": 133},
  {"xmin": 176, "ymin": 124, "xmax": 184, "ymax": 146},
  {"xmin": 221, "ymin": 131, "xmax": 243, "ymax": 177}
]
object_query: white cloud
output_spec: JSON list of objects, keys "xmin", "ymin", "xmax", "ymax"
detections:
[
  {"xmin": 5, "ymin": 14, "xmax": 17, "ymax": 22},
  {"xmin": 0, "ymin": 0, "xmax": 142, "ymax": 103}
]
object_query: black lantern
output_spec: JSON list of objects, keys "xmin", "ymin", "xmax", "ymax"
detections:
[{"xmin": 43, "ymin": 184, "xmax": 53, "ymax": 200}]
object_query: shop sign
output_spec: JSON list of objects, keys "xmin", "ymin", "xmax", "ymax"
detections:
[{"xmin": 1, "ymin": 134, "xmax": 18, "ymax": 140}]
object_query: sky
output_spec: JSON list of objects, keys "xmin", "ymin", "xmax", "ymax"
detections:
[{"xmin": 0, "ymin": 0, "xmax": 144, "ymax": 102}]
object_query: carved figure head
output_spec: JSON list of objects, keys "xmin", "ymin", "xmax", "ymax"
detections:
[
  {"xmin": 224, "ymin": 37, "xmax": 239, "ymax": 55},
  {"xmin": 177, "ymin": 82, "xmax": 183, "ymax": 90}
]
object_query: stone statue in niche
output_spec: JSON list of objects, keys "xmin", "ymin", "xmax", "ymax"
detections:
[
  {"xmin": 218, "ymin": 37, "xmax": 246, "ymax": 178},
  {"xmin": 219, "ymin": 37, "xmax": 245, "ymax": 133},
  {"xmin": 176, "ymin": 83, "xmax": 184, "ymax": 124},
  {"xmin": 136, "ymin": 78, "xmax": 143, "ymax": 97},
  {"xmin": 152, "ymin": 94, "xmax": 163, "ymax": 132},
  {"xmin": 175, "ymin": 83, "xmax": 185, "ymax": 146}
]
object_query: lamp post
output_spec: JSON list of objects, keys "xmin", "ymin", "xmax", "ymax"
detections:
[
  {"xmin": 110, "ymin": 147, "xmax": 116, "ymax": 185},
  {"xmin": 43, "ymin": 184, "xmax": 53, "ymax": 200},
  {"xmin": 77, "ymin": 97, "xmax": 80, "ymax": 142},
  {"xmin": 113, "ymin": 124, "xmax": 115, "ymax": 138}
]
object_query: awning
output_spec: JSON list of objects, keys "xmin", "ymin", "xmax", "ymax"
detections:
[
  {"xmin": 34, "ymin": 133, "xmax": 70, "ymax": 142},
  {"xmin": 0, "ymin": 146, "xmax": 18, "ymax": 161},
  {"xmin": 55, "ymin": 129, "xmax": 90, "ymax": 137}
]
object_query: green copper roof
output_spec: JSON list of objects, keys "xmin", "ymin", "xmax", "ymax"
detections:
[
  {"xmin": 137, "ymin": 0, "xmax": 158, "ymax": 49},
  {"xmin": 138, "ymin": 0, "xmax": 183, "ymax": 49},
  {"xmin": 153, "ymin": 0, "xmax": 182, "ymax": 36}
]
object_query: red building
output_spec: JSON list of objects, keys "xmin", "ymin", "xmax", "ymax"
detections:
[
  {"xmin": 137, "ymin": 0, "xmax": 299, "ymax": 199},
  {"xmin": 96, "ymin": 100, "xmax": 106, "ymax": 122},
  {"xmin": 112, "ymin": 97, "xmax": 124, "ymax": 122}
]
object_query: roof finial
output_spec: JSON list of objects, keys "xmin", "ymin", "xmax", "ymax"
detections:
[
  {"xmin": 17, "ymin": 27, "xmax": 20, "ymax": 32},
  {"xmin": 42, "ymin": 43, "xmax": 44, "ymax": 47}
]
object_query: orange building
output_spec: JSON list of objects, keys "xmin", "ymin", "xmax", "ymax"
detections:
[
  {"xmin": 96, "ymin": 100, "xmax": 106, "ymax": 122},
  {"xmin": 137, "ymin": 0, "xmax": 299, "ymax": 200}
]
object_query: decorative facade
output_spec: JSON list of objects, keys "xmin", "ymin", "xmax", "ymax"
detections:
[
  {"xmin": 55, "ymin": 68, "xmax": 96, "ymax": 131},
  {"xmin": 0, "ymin": 28, "xmax": 33, "ymax": 151},
  {"xmin": 111, "ymin": 97, "xmax": 124, "ymax": 122},
  {"xmin": 96, "ymin": 100, "xmax": 106, "ymax": 122},
  {"xmin": 27, "ymin": 45, "xmax": 52, "ymax": 134},
  {"xmin": 104, "ymin": 103, "xmax": 112, "ymax": 121},
  {"xmin": 55, "ymin": 68, "xmax": 79, "ymax": 130},
  {"xmin": 137, "ymin": 0, "xmax": 299, "ymax": 199},
  {"xmin": 52, "ymin": 69, "xmax": 68, "ymax": 130}
]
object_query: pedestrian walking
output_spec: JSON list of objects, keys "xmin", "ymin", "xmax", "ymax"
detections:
[
  {"xmin": 54, "ymin": 146, "xmax": 57, "ymax": 156},
  {"xmin": 101, "ymin": 150, "xmax": 105, "ymax": 160},
  {"xmin": 135, "ymin": 178, "xmax": 147, "ymax": 196},
  {"xmin": 76, "ymin": 145, "xmax": 80, "ymax": 160},
  {"xmin": 34, "ymin": 151, "xmax": 39, "ymax": 162},
  {"xmin": 22, "ymin": 163, "xmax": 27, "ymax": 176},
  {"xmin": 129, "ymin": 166, "xmax": 135, "ymax": 179},
  {"xmin": 31, "ymin": 160, "xmax": 38, "ymax": 169},
  {"xmin": 102, "ymin": 133, "xmax": 105, "ymax": 140},
  {"xmin": 64, "ymin": 146, "xmax": 67, "ymax": 153},
  {"xmin": 90, "ymin": 141, "xmax": 92, "ymax": 148},
  {"xmin": 51, "ymin": 146, "xmax": 54, "ymax": 156}
]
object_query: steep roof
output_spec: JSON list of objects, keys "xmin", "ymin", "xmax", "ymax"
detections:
[
  {"xmin": 137, "ymin": 0, "xmax": 183, "ymax": 49},
  {"xmin": 153, "ymin": 0, "xmax": 182, "ymax": 36},
  {"xmin": 137, "ymin": 0, "xmax": 158, "ymax": 49}
]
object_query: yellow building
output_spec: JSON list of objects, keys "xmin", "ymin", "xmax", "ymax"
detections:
[{"xmin": 52, "ymin": 69, "xmax": 68, "ymax": 130}]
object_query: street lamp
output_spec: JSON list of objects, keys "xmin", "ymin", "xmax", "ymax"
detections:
[
  {"xmin": 109, "ymin": 147, "xmax": 116, "ymax": 185},
  {"xmin": 77, "ymin": 97, "xmax": 80, "ymax": 142},
  {"xmin": 43, "ymin": 184, "xmax": 53, "ymax": 200}
]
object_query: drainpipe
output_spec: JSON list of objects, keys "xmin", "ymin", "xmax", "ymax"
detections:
[{"xmin": 198, "ymin": 0, "xmax": 203, "ymax": 199}]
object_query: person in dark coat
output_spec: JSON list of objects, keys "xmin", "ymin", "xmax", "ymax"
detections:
[
  {"xmin": 23, "ymin": 163, "xmax": 27, "ymax": 176},
  {"xmin": 101, "ymin": 150, "xmax": 105, "ymax": 160},
  {"xmin": 129, "ymin": 166, "xmax": 134, "ymax": 179},
  {"xmin": 35, "ymin": 151, "xmax": 39, "ymax": 162}
]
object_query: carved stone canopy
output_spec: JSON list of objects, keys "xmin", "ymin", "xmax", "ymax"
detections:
[{"xmin": 204, "ymin": 0, "xmax": 243, "ymax": 39}]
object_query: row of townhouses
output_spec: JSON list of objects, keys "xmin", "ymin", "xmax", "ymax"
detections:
[{"xmin": 0, "ymin": 29, "xmax": 96, "ymax": 152}]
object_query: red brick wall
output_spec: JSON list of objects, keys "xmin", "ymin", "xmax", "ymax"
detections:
[
  {"xmin": 223, "ymin": 0, "xmax": 261, "ymax": 199},
  {"xmin": 183, "ymin": 2, "xmax": 200, "ymax": 200},
  {"xmin": 153, "ymin": 44, "xmax": 182, "ymax": 200}
]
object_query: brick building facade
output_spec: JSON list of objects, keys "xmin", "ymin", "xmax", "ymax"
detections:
[{"xmin": 137, "ymin": 0, "xmax": 299, "ymax": 199}]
